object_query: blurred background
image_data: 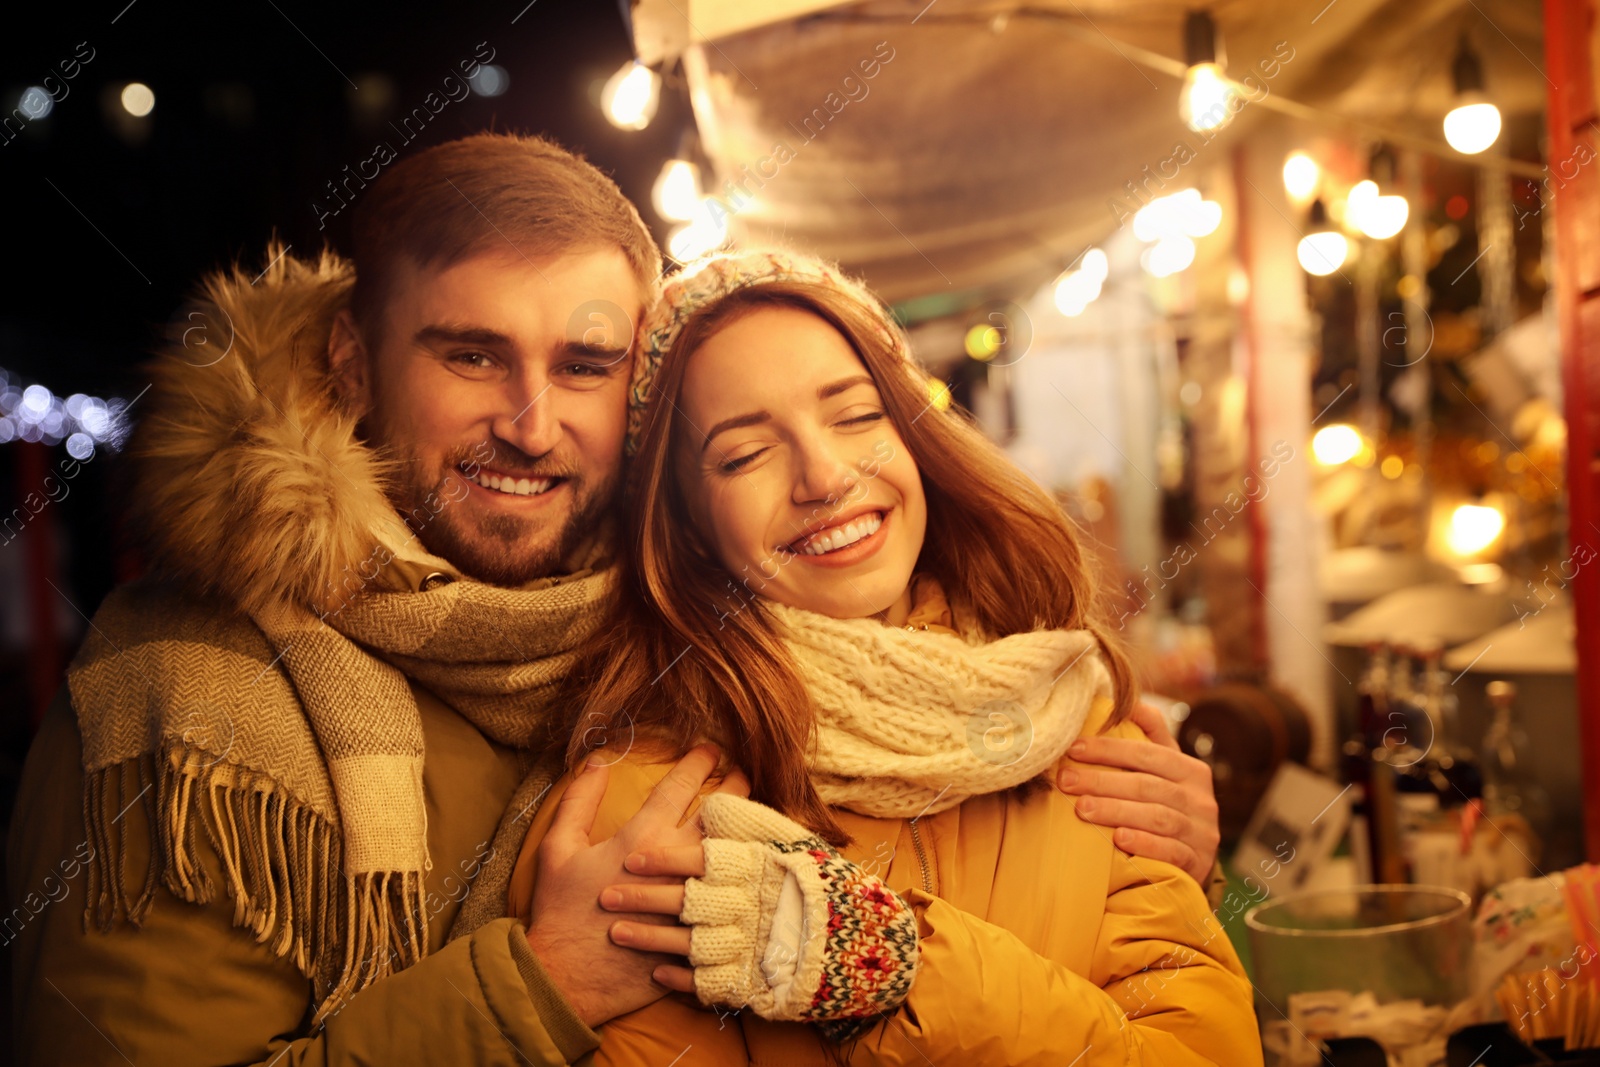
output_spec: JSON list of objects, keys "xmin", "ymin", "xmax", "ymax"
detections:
[{"xmin": 2, "ymin": 0, "xmax": 1597, "ymax": 1058}]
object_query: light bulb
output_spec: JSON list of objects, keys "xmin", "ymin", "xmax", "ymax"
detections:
[
  {"xmin": 1180, "ymin": 62, "xmax": 1234, "ymax": 133},
  {"xmin": 1312, "ymin": 425, "xmax": 1363, "ymax": 466},
  {"xmin": 121, "ymin": 82, "xmax": 155, "ymax": 117},
  {"xmin": 652, "ymin": 159, "xmax": 701, "ymax": 222},
  {"xmin": 1082, "ymin": 248, "xmax": 1109, "ymax": 282},
  {"xmin": 1447, "ymin": 503, "xmax": 1505, "ymax": 555},
  {"xmin": 1283, "ymin": 153, "xmax": 1319, "ymax": 201},
  {"xmin": 1141, "ymin": 236, "xmax": 1196, "ymax": 278},
  {"xmin": 1443, "ymin": 101, "xmax": 1502, "ymax": 155},
  {"xmin": 667, "ymin": 200, "xmax": 731, "ymax": 262},
  {"xmin": 1298, "ymin": 198, "xmax": 1348, "ymax": 275},
  {"xmin": 1298, "ymin": 232, "xmax": 1348, "ymax": 275},
  {"xmin": 602, "ymin": 61, "xmax": 659, "ymax": 131},
  {"xmin": 1352, "ymin": 189, "xmax": 1409, "ymax": 240},
  {"xmin": 1053, "ymin": 269, "xmax": 1103, "ymax": 315},
  {"xmin": 1179, "ymin": 197, "xmax": 1222, "ymax": 238},
  {"xmin": 1134, "ymin": 189, "xmax": 1221, "ymax": 241}
]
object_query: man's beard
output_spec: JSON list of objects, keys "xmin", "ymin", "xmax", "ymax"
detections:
[{"xmin": 393, "ymin": 447, "xmax": 617, "ymax": 586}]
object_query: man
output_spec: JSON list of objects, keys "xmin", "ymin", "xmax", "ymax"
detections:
[{"xmin": 8, "ymin": 133, "xmax": 1222, "ymax": 1064}]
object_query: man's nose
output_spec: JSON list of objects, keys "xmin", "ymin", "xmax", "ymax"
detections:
[{"xmin": 492, "ymin": 375, "xmax": 561, "ymax": 459}]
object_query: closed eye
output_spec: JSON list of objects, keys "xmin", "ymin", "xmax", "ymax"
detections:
[
  {"xmin": 839, "ymin": 411, "xmax": 885, "ymax": 427},
  {"xmin": 719, "ymin": 447, "xmax": 770, "ymax": 474}
]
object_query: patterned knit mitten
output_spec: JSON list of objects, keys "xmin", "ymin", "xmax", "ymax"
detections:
[{"xmin": 680, "ymin": 793, "xmax": 920, "ymax": 1041}]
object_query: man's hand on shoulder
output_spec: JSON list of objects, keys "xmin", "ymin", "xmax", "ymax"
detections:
[
  {"xmin": 1056, "ymin": 700, "xmax": 1222, "ymax": 886},
  {"xmin": 524, "ymin": 744, "xmax": 749, "ymax": 1028}
]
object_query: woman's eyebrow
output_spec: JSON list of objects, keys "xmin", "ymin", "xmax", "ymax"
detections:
[
  {"xmin": 702, "ymin": 410, "xmax": 771, "ymax": 453},
  {"xmin": 701, "ymin": 376, "xmax": 878, "ymax": 452},
  {"xmin": 818, "ymin": 374, "xmax": 874, "ymax": 400}
]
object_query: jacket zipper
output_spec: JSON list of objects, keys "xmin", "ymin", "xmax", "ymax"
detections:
[{"xmin": 908, "ymin": 818, "xmax": 933, "ymax": 893}]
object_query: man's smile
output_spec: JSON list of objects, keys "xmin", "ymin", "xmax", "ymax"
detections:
[{"xmin": 462, "ymin": 463, "xmax": 568, "ymax": 499}]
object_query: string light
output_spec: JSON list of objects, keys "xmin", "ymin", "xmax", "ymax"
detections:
[
  {"xmin": 120, "ymin": 82, "xmax": 155, "ymax": 117},
  {"xmin": 1447, "ymin": 502, "xmax": 1505, "ymax": 556},
  {"xmin": 1282, "ymin": 153, "xmax": 1320, "ymax": 203},
  {"xmin": 1179, "ymin": 11, "xmax": 1234, "ymax": 133},
  {"xmin": 1053, "ymin": 247, "xmax": 1108, "ymax": 315},
  {"xmin": 652, "ymin": 158, "xmax": 702, "ymax": 222},
  {"xmin": 1348, "ymin": 143, "xmax": 1409, "ymax": 240},
  {"xmin": 666, "ymin": 199, "xmax": 731, "ymax": 262},
  {"xmin": 1297, "ymin": 198, "xmax": 1348, "ymax": 276},
  {"xmin": 1312, "ymin": 424, "xmax": 1363, "ymax": 466},
  {"xmin": 601, "ymin": 61, "xmax": 659, "ymax": 131},
  {"xmin": 1443, "ymin": 34, "xmax": 1501, "ymax": 155},
  {"xmin": 0, "ymin": 368, "xmax": 131, "ymax": 452}
]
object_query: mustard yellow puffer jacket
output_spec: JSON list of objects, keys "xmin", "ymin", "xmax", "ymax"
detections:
[{"xmin": 510, "ymin": 695, "xmax": 1265, "ymax": 1066}]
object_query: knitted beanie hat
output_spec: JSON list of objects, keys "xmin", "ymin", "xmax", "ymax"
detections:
[{"xmin": 626, "ymin": 249, "xmax": 912, "ymax": 456}]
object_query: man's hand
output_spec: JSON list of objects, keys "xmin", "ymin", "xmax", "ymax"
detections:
[
  {"xmin": 1056, "ymin": 701, "xmax": 1221, "ymax": 885},
  {"xmin": 525, "ymin": 745, "xmax": 748, "ymax": 1028},
  {"xmin": 596, "ymin": 843, "xmax": 706, "ymax": 993}
]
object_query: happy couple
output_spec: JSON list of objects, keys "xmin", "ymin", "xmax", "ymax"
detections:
[{"xmin": 8, "ymin": 132, "xmax": 1260, "ymax": 1065}]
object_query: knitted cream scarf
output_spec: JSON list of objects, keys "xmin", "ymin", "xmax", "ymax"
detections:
[{"xmin": 762, "ymin": 581, "xmax": 1115, "ymax": 819}]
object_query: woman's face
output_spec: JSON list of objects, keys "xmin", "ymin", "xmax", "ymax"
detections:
[{"xmin": 674, "ymin": 304, "xmax": 927, "ymax": 619}]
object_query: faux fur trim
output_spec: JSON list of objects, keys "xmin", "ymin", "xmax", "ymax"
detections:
[{"xmin": 127, "ymin": 243, "xmax": 416, "ymax": 617}]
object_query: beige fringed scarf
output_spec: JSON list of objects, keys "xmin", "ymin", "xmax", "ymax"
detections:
[
  {"xmin": 68, "ymin": 551, "xmax": 613, "ymax": 1022},
  {"xmin": 763, "ymin": 579, "xmax": 1115, "ymax": 819},
  {"xmin": 67, "ymin": 245, "xmax": 611, "ymax": 1023}
]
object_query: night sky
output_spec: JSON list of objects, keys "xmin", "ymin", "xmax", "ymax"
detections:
[{"xmin": 2, "ymin": 0, "xmax": 690, "ymax": 401}]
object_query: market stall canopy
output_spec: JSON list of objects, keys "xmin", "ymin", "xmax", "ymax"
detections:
[
  {"xmin": 631, "ymin": 0, "xmax": 1545, "ymax": 302},
  {"xmin": 1323, "ymin": 582, "xmax": 1518, "ymax": 648}
]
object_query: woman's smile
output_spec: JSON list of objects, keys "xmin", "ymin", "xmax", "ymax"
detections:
[
  {"xmin": 676, "ymin": 304, "xmax": 928, "ymax": 619},
  {"xmin": 778, "ymin": 506, "xmax": 891, "ymax": 566}
]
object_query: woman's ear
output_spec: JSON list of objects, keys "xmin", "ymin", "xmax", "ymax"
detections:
[{"xmin": 327, "ymin": 309, "xmax": 371, "ymax": 416}]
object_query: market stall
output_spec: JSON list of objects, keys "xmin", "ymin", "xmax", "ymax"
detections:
[{"xmin": 605, "ymin": 1, "xmax": 1597, "ymax": 1061}]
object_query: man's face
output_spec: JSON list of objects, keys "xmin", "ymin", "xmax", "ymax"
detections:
[{"xmin": 350, "ymin": 246, "xmax": 642, "ymax": 585}]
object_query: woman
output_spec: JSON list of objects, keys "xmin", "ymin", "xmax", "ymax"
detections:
[{"xmin": 509, "ymin": 251, "xmax": 1263, "ymax": 1065}]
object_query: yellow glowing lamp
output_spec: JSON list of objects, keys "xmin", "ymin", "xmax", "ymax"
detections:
[
  {"xmin": 1283, "ymin": 153, "xmax": 1319, "ymax": 202},
  {"xmin": 602, "ymin": 61, "xmax": 659, "ymax": 131},
  {"xmin": 965, "ymin": 324, "xmax": 1002, "ymax": 360},
  {"xmin": 1312, "ymin": 424, "xmax": 1363, "ymax": 466},
  {"xmin": 1447, "ymin": 503, "xmax": 1505, "ymax": 556},
  {"xmin": 927, "ymin": 378, "xmax": 953, "ymax": 412}
]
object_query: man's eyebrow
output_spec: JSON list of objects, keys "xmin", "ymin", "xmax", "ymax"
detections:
[
  {"xmin": 557, "ymin": 339, "xmax": 630, "ymax": 364},
  {"xmin": 702, "ymin": 410, "xmax": 771, "ymax": 454},
  {"xmin": 818, "ymin": 375, "xmax": 875, "ymax": 400},
  {"xmin": 413, "ymin": 324, "xmax": 513, "ymax": 348}
]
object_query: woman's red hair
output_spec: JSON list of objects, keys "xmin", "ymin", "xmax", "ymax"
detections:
[{"xmin": 553, "ymin": 279, "xmax": 1138, "ymax": 844}]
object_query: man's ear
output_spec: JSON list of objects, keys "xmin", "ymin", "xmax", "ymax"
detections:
[{"xmin": 327, "ymin": 309, "xmax": 372, "ymax": 416}]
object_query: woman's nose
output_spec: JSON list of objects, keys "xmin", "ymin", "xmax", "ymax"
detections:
[{"xmin": 794, "ymin": 440, "xmax": 858, "ymax": 505}]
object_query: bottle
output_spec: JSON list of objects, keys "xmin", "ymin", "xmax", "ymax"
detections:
[
  {"xmin": 1351, "ymin": 644, "xmax": 1408, "ymax": 884},
  {"xmin": 1480, "ymin": 680, "xmax": 1552, "ymax": 854},
  {"xmin": 1387, "ymin": 645, "xmax": 1425, "ymax": 745},
  {"xmin": 1342, "ymin": 646, "xmax": 1382, "ymax": 882},
  {"xmin": 1418, "ymin": 645, "xmax": 1483, "ymax": 808},
  {"xmin": 1387, "ymin": 644, "xmax": 1442, "ymax": 820},
  {"xmin": 1342, "ymin": 643, "xmax": 1389, "ymax": 790}
]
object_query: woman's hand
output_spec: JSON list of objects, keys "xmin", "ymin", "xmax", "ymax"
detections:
[
  {"xmin": 1056, "ymin": 701, "xmax": 1222, "ymax": 886},
  {"xmin": 606, "ymin": 793, "xmax": 921, "ymax": 1039}
]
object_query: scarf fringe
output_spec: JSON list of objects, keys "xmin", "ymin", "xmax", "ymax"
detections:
[{"xmin": 82, "ymin": 743, "xmax": 430, "ymax": 1025}]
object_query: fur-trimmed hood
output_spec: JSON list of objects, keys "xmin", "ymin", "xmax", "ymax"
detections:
[{"xmin": 128, "ymin": 244, "xmax": 423, "ymax": 618}]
